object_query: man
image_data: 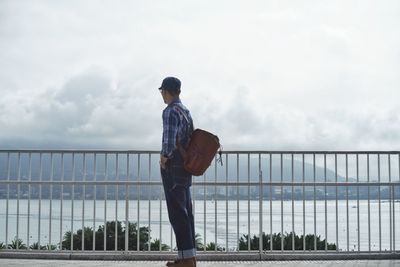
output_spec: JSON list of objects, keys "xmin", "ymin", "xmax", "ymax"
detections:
[{"xmin": 159, "ymin": 77, "xmax": 196, "ymax": 267}]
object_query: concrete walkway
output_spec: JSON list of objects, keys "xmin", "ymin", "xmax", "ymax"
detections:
[{"xmin": 1, "ymin": 259, "xmax": 400, "ymax": 267}]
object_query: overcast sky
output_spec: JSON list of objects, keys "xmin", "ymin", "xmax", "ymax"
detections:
[{"xmin": 0, "ymin": 0, "xmax": 399, "ymax": 151}]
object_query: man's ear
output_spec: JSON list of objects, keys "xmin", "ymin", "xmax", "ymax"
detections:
[{"xmin": 165, "ymin": 90, "xmax": 175, "ymax": 99}]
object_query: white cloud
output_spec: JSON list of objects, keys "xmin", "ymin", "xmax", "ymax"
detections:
[{"xmin": 0, "ymin": 0, "xmax": 399, "ymax": 150}]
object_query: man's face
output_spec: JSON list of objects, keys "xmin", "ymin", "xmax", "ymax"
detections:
[{"xmin": 159, "ymin": 89, "xmax": 168, "ymax": 104}]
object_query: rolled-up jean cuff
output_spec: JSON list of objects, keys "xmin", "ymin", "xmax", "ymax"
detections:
[{"xmin": 179, "ymin": 248, "xmax": 196, "ymax": 259}]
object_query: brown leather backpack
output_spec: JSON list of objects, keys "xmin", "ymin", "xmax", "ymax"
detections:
[
  {"xmin": 174, "ymin": 106, "xmax": 222, "ymax": 176},
  {"xmin": 178, "ymin": 129, "xmax": 221, "ymax": 176}
]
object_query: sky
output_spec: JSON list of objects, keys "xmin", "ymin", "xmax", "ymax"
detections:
[{"xmin": 0, "ymin": 0, "xmax": 399, "ymax": 151}]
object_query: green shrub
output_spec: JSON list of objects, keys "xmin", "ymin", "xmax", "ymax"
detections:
[
  {"xmin": 7, "ymin": 237, "xmax": 27, "ymax": 249},
  {"xmin": 239, "ymin": 232, "xmax": 336, "ymax": 250},
  {"xmin": 61, "ymin": 220, "xmax": 170, "ymax": 251}
]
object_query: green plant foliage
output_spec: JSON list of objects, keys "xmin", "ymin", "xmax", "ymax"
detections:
[
  {"xmin": 195, "ymin": 233, "xmax": 204, "ymax": 250},
  {"xmin": 206, "ymin": 242, "xmax": 224, "ymax": 251},
  {"xmin": 29, "ymin": 242, "xmax": 46, "ymax": 250},
  {"xmin": 45, "ymin": 244, "xmax": 58, "ymax": 250},
  {"xmin": 7, "ymin": 237, "xmax": 27, "ymax": 249},
  {"xmin": 2, "ymin": 229, "xmax": 336, "ymax": 252},
  {"xmin": 61, "ymin": 221, "xmax": 170, "ymax": 251},
  {"xmin": 150, "ymin": 239, "xmax": 170, "ymax": 251},
  {"xmin": 239, "ymin": 232, "xmax": 336, "ymax": 250}
]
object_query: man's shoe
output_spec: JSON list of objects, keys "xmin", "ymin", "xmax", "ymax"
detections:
[
  {"xmin": 167, "ymin": 257, "xmax": 195, "ymax": 267},
  {"xmin": 166, "ymin": 259, "xmax": 180, "ymax": 266}
]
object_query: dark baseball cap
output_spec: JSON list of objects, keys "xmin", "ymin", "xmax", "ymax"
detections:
[{"xmin": 158, "ymin": 77, "xmax": 181, "ymax": 93}]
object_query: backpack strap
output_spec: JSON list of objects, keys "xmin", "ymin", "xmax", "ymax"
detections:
[
  {"xmin": 173, "ymin": 104, "xmax": 194, "ymax": 130},
  {"xmin": 173, "ymin": 104, "xmax": 193, "ymax": 156}
]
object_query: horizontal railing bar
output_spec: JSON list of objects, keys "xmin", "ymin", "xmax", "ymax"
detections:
[
  {"xmin": 221, "ymin": 151, "xmax": 400, "ymax": 154},
  {"xmin": 0, "ymin": 149, "xmax": 399, "ymax": 154},
  {"xmin": 0, "ymin": 150, "xmax": 159, "ymax": 154},
  {"xmin": 0, "ymin": 180, "xmax": 399, "ymax": 186},
  {"xmin": 1, "ymin": 251, "xmax": 400, "ymax": 262},
  {"xmin": 0, "ymin": 250, "xmax": 399, "ymax": 254}
]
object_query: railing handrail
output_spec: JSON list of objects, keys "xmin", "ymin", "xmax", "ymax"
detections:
[
  {"xmin": 0, "ymin": 149, "xmax": 400, "ymax": 154},
  {"xmin": 1, "ymin": 181, "xmax": 399, "ymax": 186}
]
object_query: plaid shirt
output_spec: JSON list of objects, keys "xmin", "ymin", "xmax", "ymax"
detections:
[{"xmin": 161, "ymin": 98, "xmax": 193, "ymax": 158}]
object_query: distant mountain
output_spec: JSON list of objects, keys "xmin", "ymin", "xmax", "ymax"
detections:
[{"xmin": 0, "ymin": 152, "xmax": 358, "ymax": 182}]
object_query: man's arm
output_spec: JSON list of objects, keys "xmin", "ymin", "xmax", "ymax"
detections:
[{"xmin": 160, "ymin": 108, "xmax": 179, "ymax": 166}]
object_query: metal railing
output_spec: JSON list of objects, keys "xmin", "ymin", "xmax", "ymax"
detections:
[{"xmin": 0, "ymin": 150, "xmax": 399, "ymax": 258}]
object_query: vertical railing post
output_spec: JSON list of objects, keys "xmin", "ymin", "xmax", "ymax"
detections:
[
  {"xmin": 137, "ymin": 153, "xmax": 141, "ymax": 251},
  {"xmin": 367, "ymin": 154, "xmax": 371, "ymax": 252},
  {"xmin": 259, "ymin": 153, "xmax": 263, "ymax": 254},
  {"xmin": 115, "ymin": 153, "xmax": 119, "ymax": 251},
  {"xmin": 302, "ymin": 153, "xmax": 305, "ymax": 251},
  {"xmin": 313, "ymin": 153, "xmax": 316, "ymax": 251},
  {"xmin": 356, "ymin": 154, "xmax": 360, "ymax": 251},
  {"xmin": 5, "ymin": 152, "xmax": 10, "ymax": 248},
  {"xmin": 346, "ymin": 153, "xmax": 349, "ymax": 251},
  {"xmin": 28, "ymin": 153, "xmax": 32, "ymax": 249},
  {"xmin": 159, "ymin": 154, "xmax": 163, "ymax": 252},
  {"xmin": 93, "ymin": 153, "xmax": 96, "ymax": 251},
  {"xmin": 269, "ymin": 154, "xmax": 272, "ymax": 252},
  {"xmin": 335, "ymin": 153, "xmax": 338, "ymax": 252},
  {"xmin": 280, "ymin": 153, "xmax": 283, "ymax": 251},
  {"xmin": 215, "ymin": 156, "xmax": 218, "ymax": 251},
  {"xmin": 104, "ymin": 154, "xmax": 108, "ymax": 251},
  {"xmin": 16, "ymin": 152, "xmax": 20, "ymax": 249},
  {"xmin": 60, "ymin": 153, "xmax": 64, "ymax": 250},
  {"xmin": 291, "ymin": 153, "xmax": 295, "ymax": 251},
  {"xmin": 324, "ymin": 153, "xmax": 327, "ymax": 251},
  {"xmin": 125, "ymin": 153, "xmax": 129, "ymax": 252},
  {"xmin": 236, "ymin": 154, "xmax": 239, "ymax": 251},
  {"xmin": 393, "ymin": 183, "xmax": 396, "ymax": 252},
  {"xmin": 71, "ymin": 153, "xmax": 75, "ymax": 251},
  {"xmin": 394, "ymin": 153, "xmax": 399, "ymax": 252},
  {"xmin": 82, "ymin": 153, "xmax": 86, "ymax": 251},
  {"xmin": 204, "ymin": 165, "xmax": 207, "ymax": 252},
  {"xmin": 192, "ymin": 155, "xmax": 196, "ymax": 252},
  {"xmin": 148, "ymin": 154, "xmax": 151, "ymax": 251},
  {"xmin": 247, "ymin": 153, "xmax": 250, "ymax": 252},
  {"xmin": 49, "ymin": 152, "xmax": 53, "ymax": 250},
  {"xmin": 39, "ymin": 153, "xmax": 43, "ymax": 249},
  {"xmin": 389, "ymin": 154, "xmax": 392, "ymax": 252},
  {"xmin": 378, "ymin": 154, "xmax": 382, "ymax": 251},
  {"xmin": 226, "ymin": 153, "xmax": 229, "ymax": 252}
]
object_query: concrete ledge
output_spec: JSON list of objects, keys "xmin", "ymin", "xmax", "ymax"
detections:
[
  {"xmin": 0, "ymin": 251, "xmax": 71, "ymax": 260},
  {"xmin": 259, "ymin": 252, "xmax": 400, "ymax": 261},
  {"xmin": 0, "ymin": 250, "xmax": 399, "ymax": 261}
]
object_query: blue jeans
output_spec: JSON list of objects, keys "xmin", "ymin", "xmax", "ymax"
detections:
[{"xmin": 161, "ymin": 150, "xmax": 196, "ymax": 259}]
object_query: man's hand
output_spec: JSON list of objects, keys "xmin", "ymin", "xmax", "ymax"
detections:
[{"xmin": 160, "ymin": 155, "xmax": 168, "ymax": 170}]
